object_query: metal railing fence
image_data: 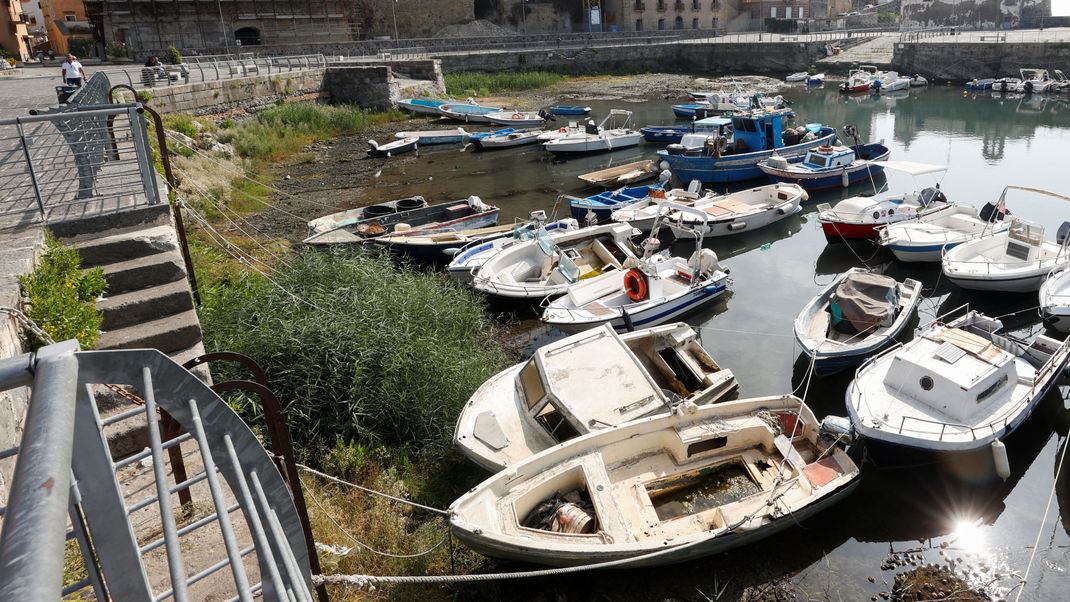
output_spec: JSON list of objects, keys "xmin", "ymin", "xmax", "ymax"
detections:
[
  {"xmin": 0, "ymin": 103, "xmax": 160, "ymax": 225},
  {"xmin": 96, "ymin": 54, "xmax": 327, "ymax": 91}
]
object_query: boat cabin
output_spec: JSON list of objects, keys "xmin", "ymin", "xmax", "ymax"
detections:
[
  {"xmin": 516, "ymin": 325, "xmax": 727, "ymax": 444},
  {"xmin": 729, "ymin": 109, "xmax": 791, "ymax": 153},
  {"xmin": 1004, "ymin": 219, "xmax": 1045, "ymax": 261},
  {"xmin": 802, "ymin": 145, "xmax": 855, "ymax": 170}
]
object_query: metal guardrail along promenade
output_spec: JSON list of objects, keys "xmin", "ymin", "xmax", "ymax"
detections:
[{"xmin": 97, "ymin": 54, "xmax": 327, "ymax": 91}]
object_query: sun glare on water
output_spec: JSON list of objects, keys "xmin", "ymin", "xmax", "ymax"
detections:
[{"xmin": 950, "ymin": 518, "xmax": 986, "ymax": 554}]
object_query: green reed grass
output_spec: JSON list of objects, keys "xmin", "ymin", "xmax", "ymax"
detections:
[{"xmin": 444, "ymin": 71, "xmax": 566, "ymax": 96}]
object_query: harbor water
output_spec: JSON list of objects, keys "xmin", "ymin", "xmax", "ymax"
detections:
[{"xmin": 357, "ymin": 84, "xmax": 1070, "ymax": 600}]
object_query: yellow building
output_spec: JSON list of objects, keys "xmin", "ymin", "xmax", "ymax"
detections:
[
  {"xmin": 0, "ymin": 0, "xmax": 32, "ymax": 61},
  {"xmin": 41, "ymin": 0, "xmax": 94, "ymax": 56}
]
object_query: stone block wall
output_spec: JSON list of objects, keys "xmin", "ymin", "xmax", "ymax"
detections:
[
  {"xmin": 323, "ymin": 66, "xmax": 393, "ymax": 109},
  {"xmin": 893, "ymin": 41, "xmax": 1070, "ymax": 81},
  {"xmin": 144, "ymin": 69, "xmax": 327, "ymax": 115}
]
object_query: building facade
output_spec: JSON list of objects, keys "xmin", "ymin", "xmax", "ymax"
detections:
[
  {"xmin": 0, "ymin": 0, "xmax": 32, "ymax": 61},
  {"xmin": 41, "ymin": 0, "xmax": 93, "ymax": 55},
  {"xmin": 616, "ymin": 0, "xmax": 745, "ymax": 32}
]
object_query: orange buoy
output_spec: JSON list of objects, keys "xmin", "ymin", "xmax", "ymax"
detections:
[
  {"xmin": 512, "ymin": 113, "xmax": 522, "ymax": 120},
  {"xmin": 818, "ymin": 145, "xmax": 834, "ymax": 153},
  {"xmin": 624, "ymin": 269, "xmax": 648, "ymax": 302}
]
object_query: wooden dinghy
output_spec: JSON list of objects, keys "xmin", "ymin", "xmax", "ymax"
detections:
[
  {"xmin": 450, "ymin": 395, "xmax": 860, "ymax": 567},
  {"xmin": 578, "ymin": 160, "xmax": 660, "ymax": 188}
]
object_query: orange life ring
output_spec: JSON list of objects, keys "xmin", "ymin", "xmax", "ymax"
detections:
[
  {"xmin": 559, "ymin": 127, "xmax": 568, "ymax": 133},
  {"xmin": 818, "ymin": 145, "xmax": 834, "ymax": 153},
  {"xmin": 624, "ymin": 269, "xmax": 648, "ymax": 303},
  {"xmin": 512, "ymin": 113, "xmax": 522, "ymax": 120}
]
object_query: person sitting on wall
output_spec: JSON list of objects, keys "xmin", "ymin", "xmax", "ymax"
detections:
[
  {"xmin": 61, "ymin": 54, "xmax": 86, "ymax": 87},
  {"xmin": 145, "ymin": 56, "xmax": 167, "ymax": 79}
]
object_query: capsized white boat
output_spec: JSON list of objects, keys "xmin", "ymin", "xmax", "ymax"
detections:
[
  {"xmin": 878, "ymin": 202, "xmax": 1010, "ymax": 263},
  {"xmin": 447, "ymin": 213, "xmax": 579, "ymax": 283},
  {"xmin": 454, "ymin": 322, "xmax": 738, "ymax": 471},
  {"xmin": 1040, "ymin": 268, "xmax": 1070, "ymax": 333},
  {"xmin": 471, "ymin": 222, "xmax": 641, "ymax": 300},
  {"xmin": 542, "ymin": 201, "xmax": 731, "ymax": 333},
  {"xmin": 543, "ymin": 110, "xmax": 642, "ymax": 155},
  {"xmin": 847, "ymin": 310, "xmax": 1070, "ymax": 452},
  {"xmin": 941, "ymin": 186, "xmax": 1070, "ymax": 292},
  {"xmin": 794, "ymin": 268, "xmax": 922, "ymax": 376},
  {"xmin": 450, "ymin": 394, "xmax": 860, "ymax": 567},
  {"xmin": 668, "ymin": 183, "xmax": 807, "ymax": 239}
]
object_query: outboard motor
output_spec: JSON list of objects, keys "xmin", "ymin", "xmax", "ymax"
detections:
[
  {"xmin": 1058, "ymin": 222, "xmax": 1070, "ymax": 246},
  {"xmin": 919, "ymin": 185, "xmax": 946, "ymax": 207},
  {"xmin": 979, "ymin": 201, "xmax": 1008, "ymax": 223}
]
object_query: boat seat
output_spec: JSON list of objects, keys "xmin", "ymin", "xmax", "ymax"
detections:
[
  {"xmin": 567, "ymin": 273, "xmax": 625, "ymax": 307},
  {"xmin": 944, "ymin": 214, "xmax": 981, "ymax": 230},
  {"xmin": 591, "ymin": 239, "xmax": 624, "ymax": 270},
  {"xmin": 808, "ymin": 309, "xmax": 831, "ymax": 341}
]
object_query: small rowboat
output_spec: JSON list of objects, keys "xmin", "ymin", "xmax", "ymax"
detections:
[
  {"xmin": 439, "ymin": 102, "xmax": 503, "ymax": 123},
  {"xmin": 307, "ymin": 196, "xmax": 427, "ymax": 235},
  {"xmin": 450, "ymin": 394, "xmax": 860, "ymax": 567},
  {"xmin": 670, "ymin": 183, "xmax": 807, "ymax": 239},
  {"xmin": 639, "ymin": 125, "xmax": 690, "ymax": 144},
  {"xmin": 395, "ymin": 128, "xmax": 469, "ymax": 145},
  {"xmin": 304, "ymin": 196, "xmax": 500, "ymax": 247},
  {"xmin": 484, "ymin": 110, "xmax": 547, "ymax": 127},
  {"xmin": 578, "ymin": 159, "xmax": 661, "ymax": 188},
  {"xmin": 397, "ymin": 98, "xmax": 448, "ymax": 115},
  {"xmin": 367, "ymin": 136, "xmax": 417, "ymax": 158},
  {"xmin": 549, "ymin": 105, "xmax": 591, "ymax": 116},
  {"xmin": 793, "ymin": 268, "xmax": 922, "ymax": 375},
  {"xmin": 476, "ymin": 129, "xmax": 544, "ymax": 149},
  {"xmin": 568, "ymin": 184, "xmax": 659, "ymax": 224}
]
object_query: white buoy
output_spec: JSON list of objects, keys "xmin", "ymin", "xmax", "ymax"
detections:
[
  {"xmin": 992, "ymin": 440, "xmax": 1010, "ymax": 481},
  {"xmin": 842, "ymin": 169, "xmax": 850, "ymax": 188}
]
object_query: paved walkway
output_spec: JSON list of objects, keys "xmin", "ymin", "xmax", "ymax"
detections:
[{"xmin": 0, "ymin": 68, "xmax": 71, "ymax": 118}]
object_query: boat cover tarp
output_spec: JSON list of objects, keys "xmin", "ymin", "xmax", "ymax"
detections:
[{"xmin": 833, "ymin": 272, "xmax": 897, "ymax": 332}]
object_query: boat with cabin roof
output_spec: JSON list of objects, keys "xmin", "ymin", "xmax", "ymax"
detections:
[
  {"xmin": 758, "ymin": 142, "xmax": 889, "ymax": 191},
  {"xmin": 658, "ymin": 109, "xmax": 837, "ymax": 184},
  {"xmin": 847, "ymin": 310, "xmax": 1070, "ymax": 453},
  {"xmin": 454, "ymin": 321, "xmax": 738, "ymax": 471},
  {"xmin": 543, "ymin": 110, "xmax": 642, "ymax": 155},
  {"xmin": 794, "ymin": 268, "xmax": 922, "ymax": 375},
  {"xmin": 450, "ymin": 394, "xmax": 860, "ymax": 566}
]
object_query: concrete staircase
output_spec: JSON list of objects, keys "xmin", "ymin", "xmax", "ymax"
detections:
[
  {"xmin": 819, "ymin": 35, "xmax": 897, "ymax": 70},
  {"xmin": 60, "ymin": 204, "xmax": 209, "ymax": 457}
]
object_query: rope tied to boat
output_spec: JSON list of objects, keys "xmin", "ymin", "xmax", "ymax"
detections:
[{"xmin": 296, "ymin": 463, "xmax": 449, "ymax": 516}]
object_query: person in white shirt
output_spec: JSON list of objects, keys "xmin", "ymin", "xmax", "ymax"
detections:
[{"xmin": 61, "ymin": 55, "xmax": 86, "ymax": 87}]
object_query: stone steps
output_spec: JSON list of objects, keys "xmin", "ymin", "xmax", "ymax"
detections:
[
  {"xmin": 97, "ymin": 249, "xmax": 187, "ymax": 296},
  {"xmin": 74, "ymin": 224, "xmax": 179, "ymax": 267},
  {"xmin": 96, "ymin": 309, "xmax": 202, "ymax": 354},
  {"xmin": 98, "ymin": 279, "xmax": 195, "ymax": 331}
]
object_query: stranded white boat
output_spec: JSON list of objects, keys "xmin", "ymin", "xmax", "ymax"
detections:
[
  {"xmin": 542, "ymin": 202, "xmax": 731, "ymax": 333},
  {"xmin": 447, "ymin": 214, "xmax": 579, "ymax": 283},
  {"xmin": 476, "ymin": 129, "xmax": 545, "ymax": 149},
  {"xmin": 793, "ymin": 268, "xmax": 922, "ymax": 375},
  {"xmin": 847, "ymin": 310, "xmax": 1070, "ymax": 452},
  {"xmin": 450, "ymin": 395, "xmax": 860, "ymax": 567},
  {"xmin": 484, "ymin": 110, "xmax": 547, "ymax": 127},
  {"xmin": 668, "ymin": 183, "xmax": 807, "ymax": 239},
  {"xmin": 543, "ymin": 110, "xmax": 642, "ymax": 155},
  {"xmin": 454, "ymin": 322, "xmax": 738, "ymax": 471},
  {"xmin": 878, "ymin": 202, "xmax": 1010, "ymax": 263},
  {"xmin": 1040, "ymin": 268, "xmax": 1070, "ymax": 332},
  {"xmin": 471, "ymin": 222, "xmax": 641, "ymax": 300}
]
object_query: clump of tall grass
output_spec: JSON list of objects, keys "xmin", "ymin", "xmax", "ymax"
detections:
[
  {"xmin": 222, "ymin": 103, "xmax": 405, "ymax": 161},
  {"xmin": 444, "ymin": 71, "xmax": 566, "ymax": 96},
  {"xmin": 19, "ymin": 232, "xmax": 107, "ymax": 349},
  {"xmin": 199, "ymin": 248, "xmax": 508, "ymax": 460}
]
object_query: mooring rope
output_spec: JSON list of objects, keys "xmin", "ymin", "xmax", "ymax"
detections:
[{"xmin": 296, "ymin": 464, "xmax": 449, "ymax": 516}]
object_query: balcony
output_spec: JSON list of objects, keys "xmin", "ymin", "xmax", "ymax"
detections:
[{"xmin": 675, "ymin": 1, "xmax": 686, "ymax": 10}]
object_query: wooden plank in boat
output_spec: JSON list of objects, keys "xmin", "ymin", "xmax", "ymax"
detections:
[
  {"xmin": 703, "ymin": 198, "xmax": 762, "ymax": 217},
  {"xmin": 930, "ymin": 327, "xmax": 1003, "ymax": 363}
]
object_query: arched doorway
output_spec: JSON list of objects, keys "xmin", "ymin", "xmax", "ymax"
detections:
[
  {"xmin": 234, "ymin": 27, "xmax": 261, "ymax": 46},
  {"xmin": 674, "ymin": 16, "xmax": 683, "ymax": 29}
]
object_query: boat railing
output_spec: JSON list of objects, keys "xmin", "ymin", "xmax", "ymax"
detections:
[
  {"xmin": 941, "ymin": 251, "xmax": 1062, "ymax": 276},
  {"xmin": 893, "ymin": 412, "xmax": 1012, "ymax": 442}
]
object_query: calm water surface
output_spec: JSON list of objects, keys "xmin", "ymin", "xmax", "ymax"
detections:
[{"xmin": 368, "ymin": 85, "xmax": 1070, "ymax": 600}]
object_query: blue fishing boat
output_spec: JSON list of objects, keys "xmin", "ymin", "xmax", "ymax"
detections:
[
  {"xmin": 640, "ymin": 125, "xmax": 690, "ymax": 144},
  {"xmin": 671, "ymin": 103, "xmax": 711, "ymax": 119},
  {"xmin": 757, "ymin": 143, "xmax": 890, "ymax": 191},
  {"xmin": 438, "ymin": 102, "xmax": 504, "ymax": 123},
  {"xmin": 568, "ymin": 184, "xmax": 659, "ymax": 223},
  {"xmin": 658, "ymin": 109, "xmax": 837, "ymax": 184},
  {"xmin": 549, "ymin": 105, "xmax": 591, "ymax": 116},
  {"xmin": 397, "ymin": 98, "xmax": 449, "ymax": 115},
  {"xmin": 467, "ymin": 128, "xmax": 515, "ymax": 141},
  {"xmin": 965, "ymin": 78, "xmax": 996, "ymax": 91}
]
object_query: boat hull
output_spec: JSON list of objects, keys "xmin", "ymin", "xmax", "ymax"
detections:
[
  {"xmin": 544, "ymin": 281, "xmax": 728, "ymax": 334},
  {"xmin": 544, "ymin": 133, "xmax": 642, "ymax": 155},
  {"xmin": 942, "ymin": 270, "xmax": 1049, "ymax": 293},
  {"xmin": 549, "ymin": 106, "xmax": 591, "ymax": 116},
  {"xmin": 660, "ymin": 130, "xmax": 837, "ymax": 184},
  {"xmin": 820, "ymin": 221, "xmax": 883, "ymax": 242},
  {"xmin": 370, "ymin": 212, "xmax": 502, "ymax": 261},
  {"xmin": 368, "ymin": 139, "xmax": 417, "ymax": 158},
  {"xmin": 640, "ymin": 127, "xmax": 688, "ymax": 144}
]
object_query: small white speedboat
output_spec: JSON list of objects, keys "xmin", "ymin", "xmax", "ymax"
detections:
[
  {"xmin": 669, "ymin": 183, "xmax": 807, "ymax": 239},
  {"xmin": 543, "ymin": 110, "xmax": 641, "ymax": 155},
  {"xmin": 471, "ymin": 222, "xmax": 641, "ymax": 300},
  {"xmin": 786, "ymin": 72, "xmax": 810, "ymax": 82},
  {"xmin": 476, "ymin": 129, "xmax": 545, "ymax": 149},
  {"xmin": 367, "ymin": 136, "xmax": 417, "ymax": 158},
  {"xmin": 871, "ymin": 72, "xmax": 910, "ymax": 92},
  {"xmin": 454, "ymin": 322, "xmax": 737, "ymax": 471},
  {"xmin": 447, "ymin": 214, "xmax": 579, "ymax": 283},
  {"xmin": 1040, "ymin": 268, "xmax": 1070, "ymax": 332},
  {"xmin": 794, "ymin": 268, "xmax": 922, "ymax": 375},
  {"xmin": 847, "ymin": 310, "xmax": 1070, "ymax": 452},
  {"xmin": 943, "ymin": 218, "xmax": 1070, "ymax": 292},
  {"xmin": 542, "ymin": 201, "xmax": 731, "ymax": 333},
  {"xmin": 806, "ymin": 73, "xmax": 826, "ymax": 86},
  {"xmin": 878, "ymin": 202, "xmax": 1010, "ymax": 263},
  {"xmin": 450, "ymin": 394, "xmax": 860, "ymax": 567},
  {"xmin": 484, "ymin": 110, "xmax": 547, "ymax": 127},
  {"xmin": 909, "ymin": 74, "xmax": 928, "ymax": 87}
]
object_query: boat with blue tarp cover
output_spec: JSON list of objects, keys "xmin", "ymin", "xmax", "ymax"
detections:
[
  {"xmin": 568, "ymin": 184, "xmax": 661, "ymax": 223},
  {"xmin": 640, "ymin": 125, "xmax": 691, "ymax": 144},
  {"xmin": 659, "ymin": 108, "xmax": 837, "ymax": 184}
]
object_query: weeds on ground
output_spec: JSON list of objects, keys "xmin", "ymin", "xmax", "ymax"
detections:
[
  {"xmin": 444, "ymin": 71, "xmax": 566, "ymax": 97},
  {"xmin": 19, "ymin": 232, "xmax": 106, "ymax": 349}
]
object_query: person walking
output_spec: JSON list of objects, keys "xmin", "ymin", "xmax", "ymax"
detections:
[{"xmin": 61, "ymin": 54, "xmax": 86, "ymax": 87}]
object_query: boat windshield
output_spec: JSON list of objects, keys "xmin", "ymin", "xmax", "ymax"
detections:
[
  {"xmin": 808, "ymin": 154, "xmax": 828, "ymax": 167},
  {"xmin": 514, "ymin": 225, "xmax": 535, "ymax": 241},
  {"xmin": 519, "ymin": 359, "xmax": 546, "ymax": 409},
  {"xmin": 536, "ymin": 228, "xmax": 557, "ymax": 256},
  {"xmin": 558, "ymin": 253, "xmax": 580, "ymax": 283}
]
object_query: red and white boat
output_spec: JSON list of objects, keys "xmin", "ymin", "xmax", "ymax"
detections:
[
  {"xmin": 816, "ymin": 162, "xmax": 954, "ymax": 243},
  {"xmin": 839, "ymin": 66, "xmax": 878, "ymax": 94}
]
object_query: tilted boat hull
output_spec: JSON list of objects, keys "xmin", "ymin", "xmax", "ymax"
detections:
[{"xmin": 544, "ymin": 280, "xmax": 729, "ymax": 334}]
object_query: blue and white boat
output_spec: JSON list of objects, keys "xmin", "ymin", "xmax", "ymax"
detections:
[
  {"xmin": 542, "ymin": 201, "xmax": 730, "ymax": 333},
  {"xmin": 807, "ymin": 73, "xmax": 826, "ymax": 86},
  {"xmin": 793, "ymin": 268, "xmax": 922, "ymax": 375},
  {"xmin": 568, "ymin": 184, "xmax": 660, "ymax": 224},
  {"xmin": 965, "ymin": 78, "xmax": 996, "ymax": 91},
  {"xmin": 549, "ymin": 105, "xmax": 591, "ymax": 116},
  {"xmin": 672, "ymin": 103, "xmax": 713, "ymax": 119},
  {"xmin": 394, "ymin": 128, "xmax": 469, "ymax": 145},
  {"xmin": 878, "ymin": 202, "xmax": 1010, "ymax": 263},
  {"xmin": 659, "ymin": 109, "xmax": 837, "ymax": 184},
  {"xmin": 640, "ymin": 125, "xmax": 690, "ymax": 144},
  {"xmin": 758, "ymin": 142, "xmax": 889, "ymax": 191},
  {"xmin": 447, "ymin": 214, "xmax": 579, "ymax": 282},
  {"xmin": 397, "ymin": 98, "xmax": 449, "ymax": 115},
  {"xmin": 438, "ymin": 101, "xmax": 504, "ymax": 123}
]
